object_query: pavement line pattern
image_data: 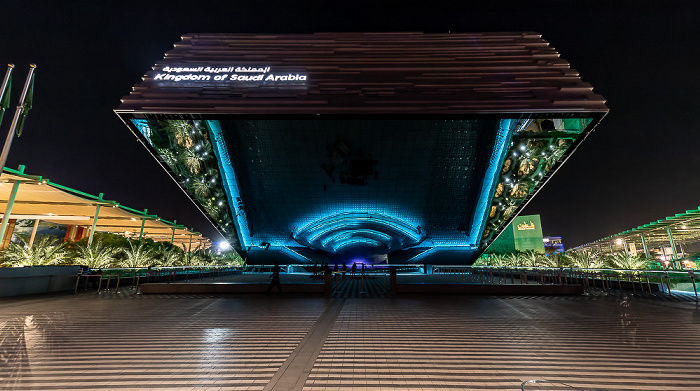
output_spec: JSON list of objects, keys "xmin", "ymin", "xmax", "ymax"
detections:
[
  {"xmin": 304, "ymin": 296, "xmax": 700, "ymax": 391},
  {"xmin": 0, "ymin": 296, "xmax": 327, "ymax": 390},
  {"xmin": 265, "ymin": 298, "xmax": 345, "ymax": 391}
]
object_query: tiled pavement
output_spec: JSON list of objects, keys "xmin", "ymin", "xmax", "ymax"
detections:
[{"xmin": 1, "ymin": 291, "xmax": 699, "ymax": 390}]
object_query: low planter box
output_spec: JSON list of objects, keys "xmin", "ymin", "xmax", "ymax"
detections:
[{"xmin": 0, "ymin": 266, "xmax": 79, "ymax": 297}]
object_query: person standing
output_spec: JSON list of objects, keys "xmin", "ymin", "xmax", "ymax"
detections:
[
  {"xmin": 267, "ymin": 261, "xmax": 282, "ymax": 295},
  {"xmin": 342, "ymin": 263, "xmax": 347, "ymax": 279},
  {"xmin": 352, "ymin": 262, "xmax": 357, "ymax": 278}
]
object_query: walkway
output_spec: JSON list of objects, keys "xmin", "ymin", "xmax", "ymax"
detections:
[{"xmin": 1, "ymin": 292, "xmax": 699, "ymax": 390}]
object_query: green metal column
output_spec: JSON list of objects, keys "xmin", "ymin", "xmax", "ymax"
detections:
[
  {"xmin": 0, "ymin": 165, "xmax": 24, "ymax": 245},
  {"xmin": 188, "ymin": 233, "xmax": 193, "ymax": 250},
  {"xmin": 87, "ymin": 193, "xmax": 103, "ymax": 247},
  {"xmin": 640, "ymin": 233, "xmax": 650, "ymax": 258},
  {"xmin": 666, "ymin": 226, "xmax": 678, "ymax": 260},
  {"xmin": 138, "ymin": 209, "xmax": 147, "ymax": 240},
  {"xmin": 609, "ymin": 241, "xmax": 614, "ymax": 255},
  {"xmin": 622, "ymin": 238, "xmax": 628, "ymax": 254},
  {"xmin": 170, "ymin": 219, "xmax": 176, "ymax": 244},
  {"xmin": 0, "ymin": 177, "xmax": 21, "ymax": 245}
]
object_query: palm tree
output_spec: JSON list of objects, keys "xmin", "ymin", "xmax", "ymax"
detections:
[
  {"xmin": 72, "ymin": 239, "xmax": 116, "ymax": 269},
  {"xmin": 504, "ymin": 252, "xmax": 522, "ymax": 267},
  {"xmin": 541, "ymin": 252, "xmax": 570, "ymax": 268},
  {"xmin": 608, "ymin": 253, "xmax": 650, "ymax": 270},
  {"xmin": 156, "ymin": 245, "xmax": 182, "ymax": 267},
  {"xmin": 179, "ymin": 148, "xmax": 204, "ymax": 174},
  {"xmin": 120, "ymin": 240, "xmax": 154, "ymax": 268},
  {"xmin": 568, "ymin": 251, "xmax": 603, "ymax": 269},
  {"xmin": 180, "ymin": 244, "xmax": 204, "ymax": 266},
  {"xmin": 166, "ymin": 120, "xmax": 194, "ymax": 147},
  {"xmin": 520, "ymin": 250, "xmax": 545, "ymax": 267},
  {"xmin": 1, "ymin": 236, "xmax": 67, "ymax": 267}
]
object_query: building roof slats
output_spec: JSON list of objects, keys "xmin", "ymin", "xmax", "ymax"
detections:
[{"xmin": 0, "ymin": 169, "xmax": 210, "ymax": 248}]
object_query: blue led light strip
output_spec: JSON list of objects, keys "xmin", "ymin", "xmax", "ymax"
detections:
[
  {"xmin": 333, "ymin": 238, "xmax": 382, "ymax": 252},
  {"xmin": 320, "ymin": 229, "xmax": 393, "ymax": 247},
  {"xmin": 206, "ymin": 120, "xmax": 251, "ymax": 247},
  {"xmin": 468, "ymin": 119, "xmax": 516, "ymax": 245},
  {"xmin": 296, "ymin": 212, "xmax": 422, "ymax": 243}
]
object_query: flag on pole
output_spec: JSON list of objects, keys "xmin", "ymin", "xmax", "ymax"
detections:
[{"xmin": 15, "ymin": 69, "xmax": 33, "ymax": 137}]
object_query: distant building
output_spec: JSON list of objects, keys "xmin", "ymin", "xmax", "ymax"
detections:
[
  {"xmin": 543, "ymin": 236, "xmax": 565, "ymax": 254},
  {"xmin": 487, "ymin": 215, "xmax": 545, "ymax": 254}
]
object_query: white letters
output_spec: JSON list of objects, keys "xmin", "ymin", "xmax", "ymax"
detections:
[{"xmin": 154, "ymin": 65, "xmax": 306, "ymax": 85}]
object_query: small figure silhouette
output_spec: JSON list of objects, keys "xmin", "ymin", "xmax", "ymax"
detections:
[{"xmin": 266, "ymin": 261, "xmax": 282, "ymax": 295}]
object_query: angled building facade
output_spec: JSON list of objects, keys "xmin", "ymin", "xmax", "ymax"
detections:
[{"xmin": 115, "ymin": 32, "xmax": 607, "ymax": 264}]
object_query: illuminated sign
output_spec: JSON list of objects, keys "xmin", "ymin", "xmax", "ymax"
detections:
[
  {"xmin": 517, "ymin": 221, "xmax": 536, "ymax": 231},
  {"xmin": 152, "ymin": 65, "xmax": 307, "ymax": 85}
]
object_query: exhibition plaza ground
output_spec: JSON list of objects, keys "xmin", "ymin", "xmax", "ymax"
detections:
[{"xmin": 2, "ymin": 291, "xmax": 700, "ymax": 391}]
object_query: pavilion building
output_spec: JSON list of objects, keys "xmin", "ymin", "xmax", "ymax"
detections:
[{"xmin": 115, "ymin": 32, "xmax": 607, "ymax": 265}]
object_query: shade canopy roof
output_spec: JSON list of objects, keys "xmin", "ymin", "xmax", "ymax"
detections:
[
  {"xmin": 115, "ymin": 32, "xmax": 607, "ymax": 264},
  {"xmin": 0, "ymin": 166, "xmax": 210, "ymax": 248},
  {"xmin": 574, "ymin": 207, "xmax": 700, "ymax": 257}
]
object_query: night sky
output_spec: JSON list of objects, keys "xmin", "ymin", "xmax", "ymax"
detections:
[{"xmin": 1, "ymin": 1, "xmax": 699, "ymax": 248}]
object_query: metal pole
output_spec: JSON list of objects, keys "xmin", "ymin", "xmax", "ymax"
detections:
[
  {"xmin": 87, "ymin": 193, "xmax": 103, "ymax": 246},
  {"xmin": 139, "ymin": 209, "xmax": 147, "ymax": 240},
  {"xmin": 0, "ymin": 65, "xmax": 36, "ymax": 171},
  {"xmin": 609, "ymin": 241, "xmax": 614, "ymax": 255},
  {"xmin": 0, "ymin": 180, "xmax": 20, "ymax": 246},
  {"xmin": 622, "ymin": 238, "xmax": 628, "ymax": 254},
  {"xmin": 640, "ymin": 233, "xmax": 650, "ymax": 258},
  {"xmin": 0, "ymin": 65, "xmax": 14, "ymax": 126},
  {"xmin": 28, "ymin": 218, "xmax": 40, "ymax": 247},
  {"xmin": 666, "ymin": 226, "xmax": 678, "ymax": 263}
]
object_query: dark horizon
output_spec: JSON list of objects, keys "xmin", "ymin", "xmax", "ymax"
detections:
[{"xmin": 1, "ymin": 0, "xmax": 698, "ymax": 249}]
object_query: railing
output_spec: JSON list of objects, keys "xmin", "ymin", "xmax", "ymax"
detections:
[
  {"xmin": 70, "ymin": 264, "xmax": 699, "ymax": 300},
  {"xmin": 74, "ymin": 266, "xmax": 245, "ymax": 293},
  {"xmin": 432, "ymin": 265, "xmax": 699, "ymax": 299}
]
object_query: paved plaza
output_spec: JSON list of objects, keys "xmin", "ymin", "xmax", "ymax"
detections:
[{"xmin": 1, "ymin": 291, "xmax": 699, "ymax": 390}]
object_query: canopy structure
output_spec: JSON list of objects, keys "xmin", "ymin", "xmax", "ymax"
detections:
[
  {"xmin": 116, "ymin": 32, "xmax": 608, "ymax": 265},
  {"xmin": 0, "ymin": 165, "xmax": 211, "ymax": 249},
  {"xmin": 573, "ymin": 207, "xmax": 700, "ymax": 263}
]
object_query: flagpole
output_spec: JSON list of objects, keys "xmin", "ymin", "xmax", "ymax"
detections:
[
  {"xmin": 0, "ymin": 64, "xmax": 14, "ymax": 126},
  {"xmin": 0, "ymin": 64, "xmax": 35, "ymax": 171}
]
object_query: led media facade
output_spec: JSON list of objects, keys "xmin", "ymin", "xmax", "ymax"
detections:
[{"xmin": 116, "ymin": 33, "xmax": 607, "ymax": 264}]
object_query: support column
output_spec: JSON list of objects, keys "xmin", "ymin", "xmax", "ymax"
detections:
[
  {"xmin": 0, "ymin": 167, "xmax": 23, "ymax": 248},
  {"xmin": 139, "ymin": 209, "xmax": 147, "ymax": 240},
  {"xmin": 640, "ymin": 233, "xmax": 650, "ymax": 258},
  {"xmin": 28, "ymin": 218, "xmax": 40, "ymax": 247},
  {"xmin": 170, "ymin": 220, "xmax": 176, "ymax": 245},
  {"xmin": 188, "ymin": 234, "xmax": 193, "ymax": 250},
  {"xmin": 666, "ymin": 226, "xmax": 678, "ymax": 261},
  {"xmin": 622, "ymin": 238, "xmax": 628, "ymax": 254},
  {"xmin": 87, "ymin": 193, "xmax": 103, "ymax": 247},
  {"xmin": 0, "ymin": 219, "xmax": 16, "ymax": 249},
  {"xmin": 609, "ymin": 241, "xmax": 614, "ymax": 255}
]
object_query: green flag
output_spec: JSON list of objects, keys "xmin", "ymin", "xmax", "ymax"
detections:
[
  {"xmin": 15, "ymin": 70, "xmax": 33, "ymax": 137},
  {"xmin": 0, "ymin": 69, "xmax": 11, "ymax": 125}
]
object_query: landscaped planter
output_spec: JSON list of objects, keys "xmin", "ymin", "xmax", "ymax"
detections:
[{"xmin": 0, "ymin": 266, "xmax": 79, "ymax": 297}]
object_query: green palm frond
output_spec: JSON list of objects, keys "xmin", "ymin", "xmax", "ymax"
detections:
[
  {"xmin": 72, "ymin": 239, "xmax": 116, "ymax": 269},
  {"xmin": 120, "ymin": 240, "xmax": 155, "ymax": 268},
  {"xmin": 2, "ymin": 236, "xmax": 67, "ymax": 266}
]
